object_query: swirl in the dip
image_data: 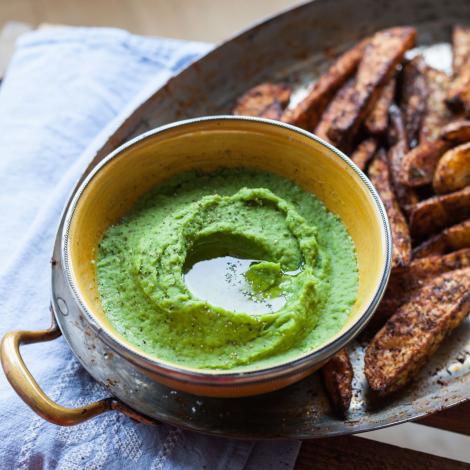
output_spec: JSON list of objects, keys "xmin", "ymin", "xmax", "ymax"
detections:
[{"xmin": 97, "ymin": 169, "xmax": 358, "ymax": 370}]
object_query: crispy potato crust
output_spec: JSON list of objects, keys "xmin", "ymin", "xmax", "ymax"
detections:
[
  {"xmin": 327, "ymin": 27, "xmax": 416, "ymax": 150},
  {"xmin": 371, "ymin": 248, "xmax": 470, "ymax": 327},
  {"xmin": 350, "ymin": 137, "xmax": 377, "ymax": 171},
  {"xmin": 399, "ymin": 139, "xmax": 452, "ymax": 187},
  {"xmin": 365, "ymin": 268, "xmax": 470, "ymax": 395},
  {"xmin": 433, "ymin": 142, "xmax": 470, "ymax": 194},
  {"xmin": 321, "ymin": 348, "xmax": 353, "ymax": 415},
  {"xmin": 232, "ymin": 82, "xmax": 291, "ymax": 119},
  {"xmin": 400, "ymin": 56, "xmax": 428, "ymax": 148},
  {"xmin": 388, "ymin": 103, "xmax": 408, "ymax": 147},
  {"xmin": 447, "ymin": 25, "xmax": 470, "ymax": 113},
  {"xmin": 409, "ymin": 186, "xmax": 470, "ymax": 238},
  {"xmin": 387, "ymin": 106, "xmax": 418, "ymax": 212},
  {"xmin": 452, "ymin": 25, "xmax": 470, "ymax": 74},
  {"xmin": 440, "ymin": 120, "xmax": 470, "ymax": 143},
  {"xmin": 369, "ymin": 150, "xmax": 411, "ymax": 267},
  {"xmin": 365, "ymin": 77, "xmax": 396, "ymax": 135},
  {"xmin": 282, "ymin": 39, "xmax": 368, "ymax": 131},
  {"xmin": 413, "ymin": 220, "xmax": 470, "ymax": 258},
  {"xmin": 314, "ymin": 78, "xmax": 355, "ymax": 143},
  {"xmin": 420, "ymin": 67, "xmax": 453, "ymax": 143}
]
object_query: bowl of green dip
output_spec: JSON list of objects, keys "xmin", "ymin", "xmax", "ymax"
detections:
[{"xmin": 63, "ymin": 116, "xmax": 391, "ymax": 397}]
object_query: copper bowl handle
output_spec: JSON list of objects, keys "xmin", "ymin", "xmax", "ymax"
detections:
[{"xmin": 0, "ymin": 313, "xmax": 156, "ymax": 426}]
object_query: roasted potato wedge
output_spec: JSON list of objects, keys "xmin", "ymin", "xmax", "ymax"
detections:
[
  {"xmin": 322, "ymin": 348, "xmax": 353, "ymax": 415},
  {"xmin": 349, "ymin": 137, "xmax": 377, "ymax": 171},
  {"xmin": 314, "ymin": 78, "xmax": 355, "ymax": 144},
  {"xmin": 409, "ymin": 186, "xmax": 470, "ymax": 238},
  {"xmin": 369, "ymin": 150, "xmax": 411, "ymax": 267},
  {"xmin": 388, "ymin": 103, "xmax": 408, "ymax": 147},
  {"xmin": 400, "ymin": 55, "xmax": 428, "ymax": 148},
  {"xmin": 365, "ymin": 268, "xmax": 470, "ymax": 395},
  {"xmin": 387, "ymin": 106, "xmax": 418, "ymax": 212},
  {"xmin": 399, "ymin": 139, "xmax": 452, "ymax": 187},
  {"xmin": 327, "ymin": 27, "xmax": 416, "ymax": 150},
  {"xmin": 420, "ymin": 67, "xmax": 453, "ymax": 143},
  {"xmin": 439, "ymin": 120, "xmax": 470, "ymax": 143},
  {"xmin": 447, "ymin": 25, "xmax": 470, "ymax": 113},
  {"xmin": 371, "ymin": 248, "xmax": 470, "ymax": 327},
  {"xmin": 413, "ymin": 220, "xmax": 470, "ymax": 258},
  {"xmin": 389, "ymin": 144, "xmax": 419, "ymax": 213},
  {"xmin": 452, "ymin": 24, "xmax": 470, "ymax": 74},
  {"xmin": 365, "ymin": 77, "xmax": 396, "ymax": 135},
  {"xmin": 448, "ymin": 81, "xmax": 470, "ymax": 115},
  {"xmin": 232, "ymin": 82, "xmax": 291, "ymax": 119},
  {"xmin": 433, "ymin": 142, "xmax": 470, "ymax": 194},
  {"xmin": 282, "ymin": 39, "xmax": 368, "ymax": 131}
]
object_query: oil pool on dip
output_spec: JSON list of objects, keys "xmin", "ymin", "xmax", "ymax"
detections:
[{"xmin": 96, "ymin": 169, "xmax": 358, "ymax": 371}]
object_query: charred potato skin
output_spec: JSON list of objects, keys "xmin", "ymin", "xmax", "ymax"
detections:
[
  {"xmin": 232, "ymin": 82, "xmax": 292, "ymax": 119},
  {"xmin": 387, "ymin": 105, "xmax": 418, "ymax": 213},
  {"xmin": 350, "ymin": 137, "xmax": 378, "ymax": 171},
  {"xmin": 314, "ymin": 78, "xmax": 355, "ymax": 143},
  {"xmin": 282, "ymin": 39, "xmax": 368, "ymax": 131},
  {"xmin": 420, "ymin": 68, "xmax": 453, "ymax": 143},
  {"xmin": 371, "ymin": 248, "xmax": 470, "ymax": 327},
  {"xmin": 447, "ymin": 25, "xmax": 470, "ymax": 113},
  {"xmin": 399, "ymin": 139, "xmax": 452, "ymax": 187},
  {"xmin": 369, "ymin": 150, "xmax": 411, "ymax": 268},
  {"xmin": 413, "ymin": 220, "xmax": 470, "ymax": 258},
  {"xmin": 327, "ymin": 27, "xmax": 416, "ymax": 150},
  {"xmin": 400, "ymin": 55, "xmax": 428, "ymax": 148},
  {"xmin": 321, "ymin": 348, "xmax": 354, "ymax": 415},
  {"xmin": 409, "ymin": 186, "xmax": 470, "ymax": 239},
  {"xmin": 365, "ymin": 77, "xmax": 396, "ymax": 135},
  {"xmin": 452, "ymin": 25, "xmax": 470, "ymax": 74},
  {"xmin": 365, "ymin": 268, "xmax": 470, "ymax": 395},
  {"xmin": 440, "ymin": 120, "xmax": 470, "ymax": 143},
  {"xmin": 433, "ymin": 142, "xmax": 470, "ymax": 194}
]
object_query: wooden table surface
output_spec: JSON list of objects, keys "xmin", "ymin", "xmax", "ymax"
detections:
[{"xmin": 295, "ymin": 401, "xmax": 470, "ymax": 469}]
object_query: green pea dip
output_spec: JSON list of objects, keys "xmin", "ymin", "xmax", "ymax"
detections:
[{"xmin": 96, "ymin": 169, "xmax": 358, "ymax": 370}]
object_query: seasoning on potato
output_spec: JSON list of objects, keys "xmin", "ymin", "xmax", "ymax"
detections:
[
  {"xmin": 328, "ymin": 27, "xmax": 416, "ymax": 150},
  {"xmin": 399, "ymin": 139, "xmax": 452, "ymax": 187},
  {"xmin": 282, "ymin": 39, "xmax": 368, "ymax": 131},
  {"xmin": 365, "ymin": 268, "xmax": 470, "ymax": 395},
  {"xmin": 322, "ymin": 348, "xmax": 353, "ymax": 415},
  {"xmin": 433, "ymin": 142, "xmax": 470, "ymax": 194},
  {"xmin": 387, "ymin": 105, "xmax": 418, "ymax": 212},
  {"xmin": 233, "ymin": 82, "xmax": 292, "ymax": 119},
  {"xmin": 365, "ymin": 77, "xmax": 396, "ymax": 135},
  {"xmin": 447, "ymin": 25, "xmax": 470, "ymax": 113},
  {"xmin": 409, "ymin": 186, "xmax": 470, "ymax": 239},
  {"xmin": 370, "ymin": 248, "xmax": 470, "ymax": 328},
  {"xmin": 440, "ymin": 120, "xmax": 470, "ymax": 143},
  {"xmin": 413, "ymin": 220, "xmax": 470, "ymax": 258},
  {"xmin": 400, "ymin": 55, "xmax": 428, "ymax": 148},
  {"xmin": 349, "ymin": 137, "xmax": 377, "ymax": 171},
  {"xmin": 369, "ymin": 149, "xmax": 411, "ymax": 268},
  {"xmin": 420, "ymin": 67, "xmax": 453, "ymax": 143}
]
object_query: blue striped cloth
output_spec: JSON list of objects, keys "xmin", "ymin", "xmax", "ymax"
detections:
[{"xmin": 0, "ymin": 26, "xmax": 300, "ymax": 469}]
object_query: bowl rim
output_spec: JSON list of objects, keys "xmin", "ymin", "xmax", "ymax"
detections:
[{"xmin": 61, "ymin": 115, "xmax": 392, "ymax": 387}]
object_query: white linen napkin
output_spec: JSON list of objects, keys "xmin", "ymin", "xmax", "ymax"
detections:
[{"xmin": 0, "ymin": 26, "xmax": 300, "ymax": 470}]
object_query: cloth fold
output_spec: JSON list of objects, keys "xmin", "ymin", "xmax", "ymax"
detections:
[{"xmin": 0, "ymin": 26, "xmax": 300, "ymax": 469}]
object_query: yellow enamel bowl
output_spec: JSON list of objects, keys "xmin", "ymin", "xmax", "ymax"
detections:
[{"xmin": 63, "ymin": 116, "xmax": 391, "ymax": 398}]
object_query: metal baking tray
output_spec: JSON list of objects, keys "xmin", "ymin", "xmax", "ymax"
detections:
[{"xmin": 70, "ymin": 0, "xmax": 470, "ymax": 438}]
